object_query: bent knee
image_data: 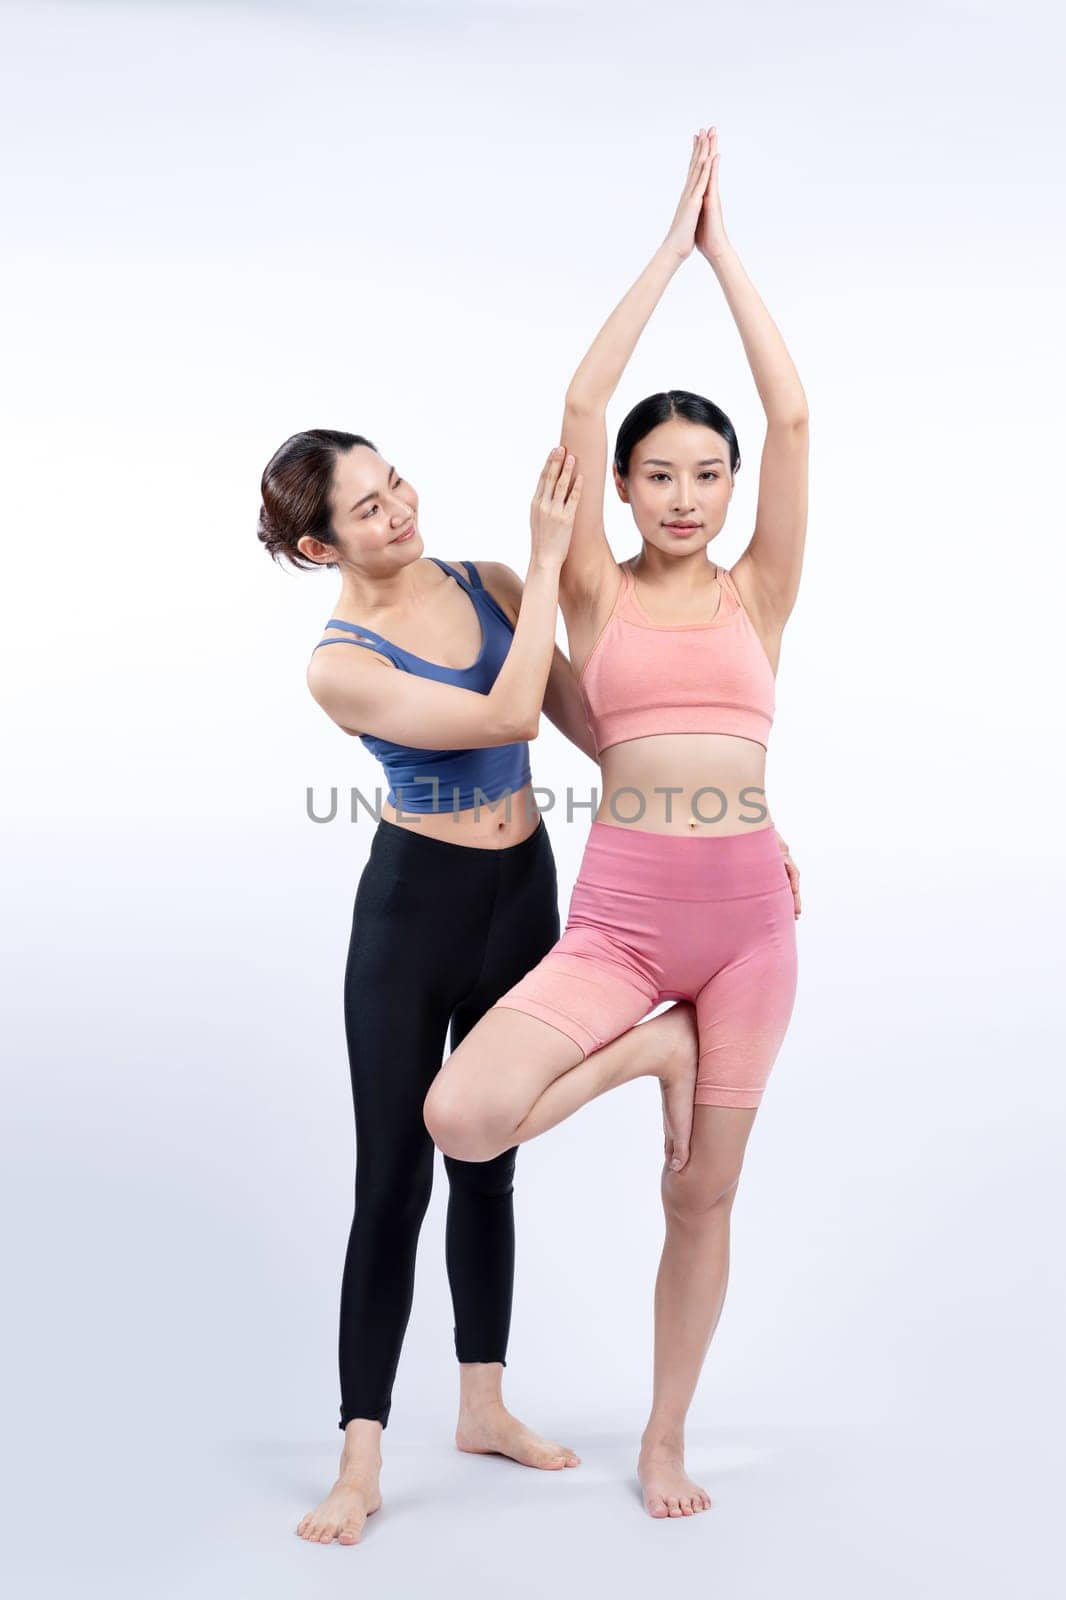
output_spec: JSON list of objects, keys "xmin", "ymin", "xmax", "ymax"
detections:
[{"xmin": 423, "ymin": 1078, "xmax": 510, "ymax": 1163}]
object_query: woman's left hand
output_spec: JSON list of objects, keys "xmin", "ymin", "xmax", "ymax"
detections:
[
  {"xmin": 694, "ymin": 126, "xmax": 731, "ymax": 262},
  {"xmin": 662, "ymin": 129, "xmax": 715, "ymax": 263},
  {"xmin": 776, "ymin": 831, "xmax": 802, "ymax": 917}
]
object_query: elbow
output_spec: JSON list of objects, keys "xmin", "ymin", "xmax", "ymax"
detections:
[
  {"xmin": 563, "ymin": 389, "xmax": 603, "ymax": 419},
  {"xmin": 493, "ymin": 706, "xmax": 539, "ymax": 744}
]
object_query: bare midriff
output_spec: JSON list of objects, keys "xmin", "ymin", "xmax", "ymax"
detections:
[
  {"xmin": 594, "ymin": 732, "xmax": 773, "ymax": 836},
  {"xmin": 377, "ymin": 782, "xmax": 544, "ymax": 849},
  {"xmin": 376, "ymin": 745, "xmax": 771, "ymax": 847}
]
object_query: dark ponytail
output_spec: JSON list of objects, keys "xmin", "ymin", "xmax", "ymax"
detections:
[{"xmin": 257, "ymin": 429, "xmax": 377, "ymax": 572}]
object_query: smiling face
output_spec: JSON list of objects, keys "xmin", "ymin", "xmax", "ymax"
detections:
[
  {"xmin": 323, "ymin": 444, "xmax": 421, "ymax": 565},
  {"xmin": 613, "ymin": 416, "xmax": 734, "ymax": 556}
]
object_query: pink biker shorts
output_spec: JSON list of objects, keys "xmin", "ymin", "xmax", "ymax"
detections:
[{"xmin": 493, "ymin": 820, "xmax": 799, "ymax": 1109}]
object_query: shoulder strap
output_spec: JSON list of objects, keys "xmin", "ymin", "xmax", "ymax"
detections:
[
  {"xmin": 713, "ymin": 562, "xmax": 742, "ymax": 614},
  {"xmin": 313, "ymin": 635, "xmax": 386, "ymax": 655},
  {"xmin": 444, "ymin": 555, "xmax": 518, "ymax": 632},
  {"xmin": 613, "ymin": 560, "xmax": 639, "ymax": 618},
  {"xmin": 314, "ymin": 618, "xmax": 396, "ymax": 660},
  {"xmin": 428, "ymin": 556, "xmax": 477, "ymax": 594},
  {"xmin": 320, "ymin": 617, "xmax": 387, "ymax": 641}
]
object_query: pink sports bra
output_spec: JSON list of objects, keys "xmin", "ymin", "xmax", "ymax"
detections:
[{"xmin": 577, "ymin": 559, "xmax": 776, "ymax": 756}]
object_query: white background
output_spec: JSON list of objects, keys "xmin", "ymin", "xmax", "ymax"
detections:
[{"xmin": 2, "ymin": 0, "xmax": 1063, "ymax": 1594}]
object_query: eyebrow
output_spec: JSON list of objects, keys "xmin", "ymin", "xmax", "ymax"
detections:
[
  {"xmin": 350, "ymin": 466, "xmax": 397, "ymax": 513},
  {"xmin": 641, "ymin": 457, "xmax": 725, "ymax": 467}
]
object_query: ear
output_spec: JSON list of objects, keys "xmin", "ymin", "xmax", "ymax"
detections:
[
  {"xmin": 299, "ymin": 537, "xmax": 333, "ymax": 567},
  {"xmin": 612, "ymin": 466, "xmax": 629, "ymax": 503}
]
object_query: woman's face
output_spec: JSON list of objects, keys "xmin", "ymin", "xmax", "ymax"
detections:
[
  {"xmin": 323, "ymin": 445, "xmax": 422, "ymax": 567},
  {"xmin": 613, "ymin": 417, "xmax": 734, "ymax": 557}
]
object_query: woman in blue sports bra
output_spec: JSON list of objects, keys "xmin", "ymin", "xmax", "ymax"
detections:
[{"xmin": 260, "ymin": 425, "xmax": 801, "ymax": 1543}]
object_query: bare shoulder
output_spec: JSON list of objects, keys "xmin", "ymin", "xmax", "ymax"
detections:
[
  {"xmin": 306, "ymin": 635, "xmax": 394, "ymax": 684},
  {"xmin": 451, "ymin": 558, "xmax": 522, "ymax": 626},
  {"xmin": 306, "ymin": 632, "xmax": 394, "ymax": 738}
]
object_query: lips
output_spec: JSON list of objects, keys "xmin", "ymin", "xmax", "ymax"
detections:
[
  {"xmin": 392, "ymin": 524, "xmax": 415, "ymax": 542},
  {"xmin": 664, "ymin": 522, "xmax": 700, "ymax": 531}
]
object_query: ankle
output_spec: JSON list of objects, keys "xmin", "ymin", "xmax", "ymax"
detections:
[
  {"xmin": 338, "ymin": 1447, "xmax": 382, "ymax": 1482},
  {"xmin": 458, "ymin": 1392, "xmax": 505, "ymax": 1420},
  {"xmin": 339, "ymin": 1419, "xmax": 383, "ymax": 1477},
  {"xmin": 458, "ymin": 1361, "xmax": 506, "ymax": 1418},
  {"xmin": 640, "ymin": 1426, "xmax": 685, "ymax": 1457},
  {"xmin": 648, "ymin": 1003, "xmax": 700, "ymax": 1081}
]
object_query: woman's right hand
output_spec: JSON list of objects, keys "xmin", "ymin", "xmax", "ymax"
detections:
[
  {"xmin": 662, "ymin": 129, "xmax": 714, "ymax": 263},
  {"xmin": 529, "ymin": 446, "xmax": 583, "ymax": 568}
]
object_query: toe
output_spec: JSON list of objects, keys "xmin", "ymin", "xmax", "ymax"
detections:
[
  {"xmin": 646, "ymin": 1494, "xmax": 669, "ymax": 1518},
  {"xmin": 667, "ymin": 1496, "xmax": 682, "ymax": 1516}
]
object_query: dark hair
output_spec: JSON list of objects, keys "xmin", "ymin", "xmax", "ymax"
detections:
[
  {"xmin": 613, "ymin": 390, "xmax": 740, "ymax": 480},
  {"xmin": 257, "ymin": 429, "xmax": 378, "ymax": 572}
]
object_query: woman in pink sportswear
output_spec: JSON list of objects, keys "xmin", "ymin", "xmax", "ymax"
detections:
[{"xmin": 424, "ymin": 126, "xmax": 808, "ymax": 1518}]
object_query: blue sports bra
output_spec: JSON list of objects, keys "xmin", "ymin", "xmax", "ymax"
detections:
[{"xmin": 312, "ymin": 557, "xmax": 532, "ymax": 814}]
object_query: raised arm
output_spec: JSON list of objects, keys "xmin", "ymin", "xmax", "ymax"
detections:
[
  {"xmin": 560, "ymin": 132, "xmax": 716, "ymax": 602},
  {"xmin": 695, "ymin": 126, "xmax": 809, "ymax": 626},
  {"xmin": 307, "ymin": 448, "xmax": 582, "ymax": 749},
  {"xmin": 472, "ymin": 560, "xmax": 599, "ymax": 764}
]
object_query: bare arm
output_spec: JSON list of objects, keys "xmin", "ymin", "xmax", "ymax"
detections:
[
  {"xmin": 696, "ymin": 128, "xmax": 809, "ymax": 625},
  {"xmin": 307, "ymin": 449, "xmax": 582, "ymax": 749},
  {"xmin": 475, "ymin": 559, "xmax": 599, "ymax": 763},
  {"xmin": 540, "ymin": 647, "xmax": 599, "ymax": 763},
  {"xmin": 560, "ymin": 135, "xmax": 715, "ymax": 600}
]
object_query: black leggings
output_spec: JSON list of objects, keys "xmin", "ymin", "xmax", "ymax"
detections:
[{"xmin": 338, "ymin": 813, "xmax": 560, "ymax": 1429}]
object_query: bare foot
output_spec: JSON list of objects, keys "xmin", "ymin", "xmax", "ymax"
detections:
[
  {"xmin": 297, "ymin": 1435, "xmax": 383, "ymax": 1545},
  {"xmin": 653, "ymin": 1002, "xmax": 700, "ymax": 1172},
  {"xmin": 638, "ymin": 1444, "xmax": 712, "ymax": 1518},
  {"xmin": 456, "ymin": 1402, "xmax": 581, "ymax": 1470}
]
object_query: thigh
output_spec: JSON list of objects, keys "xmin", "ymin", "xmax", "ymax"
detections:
[
  {"xmin": 693, "ymin": 884, "xmax": 798, "ymax": 1109},
  {"xmin": 450, "ymin": 827, "xmax": 562, "ymax": 1054},
  {"xmin": 433, "ymin": 1004, "xmax": 585, "ymax": 1132},
  {"xmin": 436, "ymin": 924, "xmax": 657, "ymax": 1123},
  {"xmin": 344, "ymin": 868, "xmax": 455, "ymax": 1171}
]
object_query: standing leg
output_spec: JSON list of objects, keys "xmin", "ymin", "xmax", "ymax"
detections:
[
  {"xmin": 637, "ymin": 1104, "xmax": 757, "ymax": 1517},
  {"xmin": 443, "ymin": 1041, "xmax": 580, "ymax": 1467},
  {"xmin": 639, "ymin": 886, "xmax": 798, "ymax": 1518},
  {"xmin": 440, "ymin": 823, "xmax": 582, "ymax": 1469},
  {"xmin": 298, "ymin": 857, "xmax": 453, "ymax": 1546}
]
